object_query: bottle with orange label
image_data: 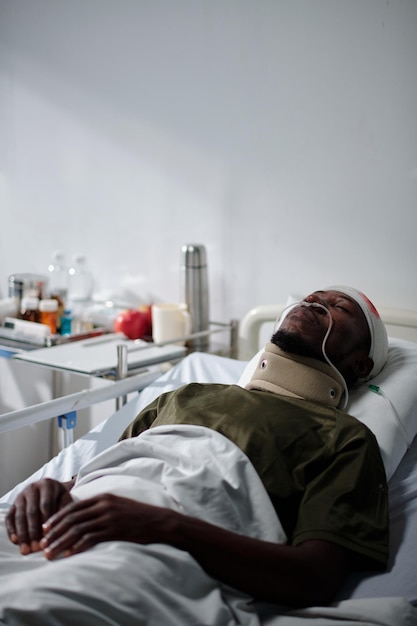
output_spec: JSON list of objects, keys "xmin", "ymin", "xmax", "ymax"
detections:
[{"xmin": 39, "ymin": 299, "xmax": 58, "ymax": 334}]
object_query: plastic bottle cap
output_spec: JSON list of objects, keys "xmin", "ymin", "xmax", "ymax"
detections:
[
  {"xmin": 21, "ymin": 296, "xmax": 39, "ymax": 310},
  {"xmin": 39, "ymin": 299, "xmax": 58, "ymax": 312}
]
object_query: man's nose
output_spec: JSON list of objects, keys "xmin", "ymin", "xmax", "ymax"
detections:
[
  {"xmin": 305, "ymin": 294, "xmax": 323, "ymax": 305},
  {"xmin": 304, "ymin": 294, "xmax": 328, "ymax": 313}
]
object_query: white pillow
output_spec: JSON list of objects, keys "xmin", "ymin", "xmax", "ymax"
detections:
[{"xmin": 237, "ymin": 338, "xmax": 417, "ymax": 480}]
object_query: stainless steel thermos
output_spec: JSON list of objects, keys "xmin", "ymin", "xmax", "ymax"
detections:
[{"xmin": 181, "ymin": 244, "xmax": 209, "ymax": 350}]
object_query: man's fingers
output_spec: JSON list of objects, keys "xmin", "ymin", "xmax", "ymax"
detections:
[
  {"xmin": 5, "ymin": 504, "xmax": 18, "ymax": 543},
  {"xmin": 42, "ymin": 497, "xmax": 96, "ymax": 532},
  {"xmin": 5, "ymin": 480, "xmax": 69, "ymax": 554},
  {"xmin": 5, "ymin": 497, "xmax": 36, "ymax": 554},
  {"xmin": 41, "ymin": 499, "xmax": 109, "ymax": 559},
  {"xmin": 38, "ymin": 479, "xmax": 68, "ymax": 522}
]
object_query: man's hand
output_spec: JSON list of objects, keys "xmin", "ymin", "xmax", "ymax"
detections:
[
  {"xmin": 39, "ymin": 494, "xmax": 174, "ymax": 560},
  {"xmin": 6, "ymin": 478, "xmax": 75, "ymax": 555}
]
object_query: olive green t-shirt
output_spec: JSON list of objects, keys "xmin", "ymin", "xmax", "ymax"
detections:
[{"xmin": 120, "ymin": 383, "xmax": 388, "ymax": 570}]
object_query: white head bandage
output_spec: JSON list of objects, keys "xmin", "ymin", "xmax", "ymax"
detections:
[{"xmin": 326, "ymin": 285, "xmax": 388, "ymax": 380}]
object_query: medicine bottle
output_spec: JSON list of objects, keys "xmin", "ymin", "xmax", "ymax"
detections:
[
  {"xmin": 60, "ymin": 309, "xmax": 73, "ymax": 336},
  {"xmin": 39, "ymin": 299, "xmax": 58, "ymax": 334},
  {"xmin": 20, "ymin": 296, "xmax": 40, "ymax": 323},
  {"xmin": 50, "ymin": 294, "xmax": 65, "ymax": 333}
]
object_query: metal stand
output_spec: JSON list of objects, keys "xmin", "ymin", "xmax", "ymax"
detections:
[{"xmin": 116, "ymin": 343, "xmax": 128, "ymax": 410}]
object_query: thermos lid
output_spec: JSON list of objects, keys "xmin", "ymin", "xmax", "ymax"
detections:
[{"xmin": 181, "ymin": 244, "xmax": 207, "ymax": 268}]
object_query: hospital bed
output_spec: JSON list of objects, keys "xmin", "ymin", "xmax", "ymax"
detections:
[{"xmin": 0, "ymin": 303, "xmax": 417, "ymax": 625}]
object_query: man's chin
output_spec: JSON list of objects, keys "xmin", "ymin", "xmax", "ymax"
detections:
[{"xmin": 271, "ymin": 330, "xmax": 323, "ymax": 361}]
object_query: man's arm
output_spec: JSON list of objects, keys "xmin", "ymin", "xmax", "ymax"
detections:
[
  {"xmin": 39, "ymin": 493, "xmax": 349, "ymax": 608},
  {"xmin": 177, "ymin": 511, "xmax": 348, "ymax": 607}
]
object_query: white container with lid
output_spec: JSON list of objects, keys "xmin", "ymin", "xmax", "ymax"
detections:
[
  {"xmin": 39, "ymin": 299, "xmax": 58, "ymax": 312},
  {"xmin": 0, "ymin": 298, "xmax": 18, "ymax": 323},
  {"xmin": 21, "ymin": 296, "xmax": 40, "ymax": 310}
]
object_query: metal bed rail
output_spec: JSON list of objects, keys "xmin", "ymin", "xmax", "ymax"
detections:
[
  {"xmin": 0, "ymin": 366, "xmax": 162, "ymax": 440},
  {"xmin": 0, "ymin": 318, "xmax": 240, "ymax": 447}
]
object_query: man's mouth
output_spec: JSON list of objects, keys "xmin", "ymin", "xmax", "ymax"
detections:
[{"xmin": 287, "ymin": 305, "xmax": 320, "ymax": 325}]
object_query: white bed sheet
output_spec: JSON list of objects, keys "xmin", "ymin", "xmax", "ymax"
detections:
[
  {"xmin": 0, "ymin": 425, "xmax": 286, "ymax": 625},
  {"xmin": 1, "ymin": 352, "xmax": 417, "ymax": 613},
  {"xmin": 1, "ymin": 423, "xmax": 415, "ymax": 625}
]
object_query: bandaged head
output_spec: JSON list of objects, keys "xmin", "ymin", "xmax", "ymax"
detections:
[{"xmin": 326, "ymin": 285, "xmax": 388, "ymax": 380}]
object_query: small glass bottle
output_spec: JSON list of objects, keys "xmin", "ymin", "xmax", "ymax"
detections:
[
  {"xmin": 68, "ymin": 255, "xmax": 94, "ymax": 305},
  {"xmin": 39, "ymin": 299, "xmax": 58, "ymax": 334},
  {"xmin": 20, "ymin": 296, "xmax": 40, "ymax": 323},
  {"xmin": 48, "ymin": 250, "xmax": 68, "ymax": 302},
  {"xmin": 60, "ymin": 309, "xmax": 73, "ymax": 335}
]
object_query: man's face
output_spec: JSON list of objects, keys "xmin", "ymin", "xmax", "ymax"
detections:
[{"xmin": 274, "ymin": 290, "xmax": 372, "ymax": 382}]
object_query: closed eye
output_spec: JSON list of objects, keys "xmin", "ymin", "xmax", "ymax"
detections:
[{"xmin": 333, "ymin": 303, "xmax": 351, "ymax": 313}]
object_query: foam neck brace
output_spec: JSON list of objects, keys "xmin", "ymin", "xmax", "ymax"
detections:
[{"xmin": 246, "ymin": 343, "xmax": 344, "ymax": 408}]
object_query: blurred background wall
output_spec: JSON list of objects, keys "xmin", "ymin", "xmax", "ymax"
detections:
[{"xmin": 1, "ymin": 0, "xmax": 416, "ymax": 322}]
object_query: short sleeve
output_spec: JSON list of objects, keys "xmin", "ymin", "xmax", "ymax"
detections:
[
  {"xmin": 292, "ymin": 419, "xmax": 389, "ymax": 569},
  {"xmin": 118, "ymin": 397, "xmax": 159, "ymax": 440}
]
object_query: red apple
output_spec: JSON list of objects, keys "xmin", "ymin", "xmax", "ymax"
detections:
[
  {"xmin": 114, "ymin": 309, "xmax": 148, "ymax": 340},
  {"xmin": 138, "ymin": 304, "xmax": 152, "ymax": 337}
]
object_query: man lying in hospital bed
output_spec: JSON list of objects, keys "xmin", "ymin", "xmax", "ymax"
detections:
[{"xmin": 1, "ymin": 286, "xmax": 417, "ymax": 625}]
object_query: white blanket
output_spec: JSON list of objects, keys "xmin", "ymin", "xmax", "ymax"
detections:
[
  {"xmin": 0, "ymin": 425, "xmax": 415, "ymax": 626},
  {"xmin": 257, "ymin": 597, "xmax": 417, "ymax": 626}
]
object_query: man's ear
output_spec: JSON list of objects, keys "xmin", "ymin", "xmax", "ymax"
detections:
[{"xmin": 352, "ymin": 355, "xmax": 374, "ymax": 380}]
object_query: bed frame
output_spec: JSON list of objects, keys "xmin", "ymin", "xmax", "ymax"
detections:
[{"xmin": 1, "ymin": 303, "xmax": 417, "ymax": 620}]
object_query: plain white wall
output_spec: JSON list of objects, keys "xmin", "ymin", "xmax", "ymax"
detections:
[{"xmin": 1, "ymin": 0, "xmax": 416, "ymax": 323}]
